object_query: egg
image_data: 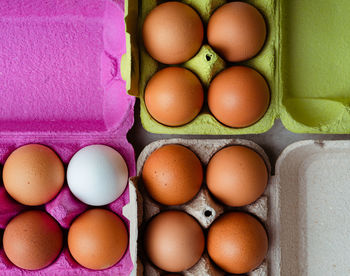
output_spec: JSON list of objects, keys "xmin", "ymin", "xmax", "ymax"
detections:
[
  {"xmin": 145, "ymin": 67, "xmax": 204, "ymax": 126},
  {"xmin": 3, "ymin": 144, "xmax": 64, "ymax": 206},
  {"xmin": 207, "ymin": 2, "xmax": 266, "ymax": 62},
  {"xmin": 68, "ymin": 209, "xmax": 128, "ymax": 270},
  {"xmin": 208, "ymin": 66, "xmax": 270, "ymax": 128},
  {"xmin": 3, "ymin": 210, "xmax": 63, "ymax": 270},
  {"xmin": 142, "ymin": 144, "xmax": 203, "ymax": 205},
  {"xmin": 206, "ymin": 145, "xmax": 268, "ymax": 207},
  {"xmin": 144, "ymin": 211, "xmax": 204, "ymax": 272},
  {"xmin": 142, "ymin": 2, "xmax": 203, "ymax": 64},
  {"xmin": 207, "ymin": 212, "xmax": 268, "ymax": 274},
  {"xmin": 67, "ymin": 145, "xmax": 128, "ymax": 206}
]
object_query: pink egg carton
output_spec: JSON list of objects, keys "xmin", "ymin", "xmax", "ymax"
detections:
[{"xmin": 0, "ymin": 0, "xmax": 136, "ymax": 275}]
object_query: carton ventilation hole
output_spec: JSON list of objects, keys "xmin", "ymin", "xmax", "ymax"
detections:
[{"xmin": 204, "ymin": 209, "xmax": 213, "ymax": 217}]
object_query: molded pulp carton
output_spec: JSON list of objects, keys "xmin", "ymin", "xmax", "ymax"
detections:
[
  {"xmin": 131, "ymin": 139, "xmax": 350, "ymax": 275},
  {"xmin": 124, "ymin": 0, "xmax": 350, "ymax": 134},
  {"xmin": 0, "ymin": 0, "xmax": 138, "ymax": 275},
  {"xmin": 134, "ymin": 139, "xmax": 270, "ymax": 276}
]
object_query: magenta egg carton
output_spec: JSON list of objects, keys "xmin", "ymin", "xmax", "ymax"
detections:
[{"xmin": 0, "ymin": 0, "xmax": 136, "ymax": 275}]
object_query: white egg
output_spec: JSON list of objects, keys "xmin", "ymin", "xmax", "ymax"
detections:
[{"xmin": 67, "ymin": 145, "xmax": 128, "ymax": 206}]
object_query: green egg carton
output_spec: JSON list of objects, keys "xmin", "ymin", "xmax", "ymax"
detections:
[{"xmin": 123, "ymin": 0, "xmax": 350, "ymax": 134}]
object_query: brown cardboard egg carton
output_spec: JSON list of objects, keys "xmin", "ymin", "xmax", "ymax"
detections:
[
  {"xmin": 127, "ymin": 139, "xmax": 350, "ymax": 275},
  {"xmin": 131, "ymin": 138, "xmax": 273, "ymax": 276}
]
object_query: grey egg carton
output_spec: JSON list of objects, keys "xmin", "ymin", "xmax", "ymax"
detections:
[{"xmin": 132, "ymin": 138, "xmax": 273, "ymax": 276}]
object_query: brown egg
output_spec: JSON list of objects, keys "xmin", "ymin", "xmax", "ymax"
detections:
[
  {"xmin": 3, "ymin": 210, "xmax": 63, "ymax": 270},
  {"xmin": 207, "ymin": 212, "xmax": 268, "ymax": 274},
  {"xmin": 3, "ymin": 144, "xmax": 65, "ymax": 206},
  {"xmin": 208, "ymin": 66, "xmax": 270, "ymax": 128},
  {"xmin": 145, "ymin": 67, "xmax": 204, "ymax": 126},
  {"xmin": 143, "ymin": 2, "xmax": 203, "ymax": 64},
  {"xmin": 145, "ymin": 211, "xmax": 205, "ymax": 272},
  {"xmin": 68, "ymin": 209, "xmax": 128, "ymax": 270},
  {"xmin": 142, "ymin": 144, "xmax": 203, "ymax": 205},
  {"xmin": 206, "ymin": 145, "xmax": 268, "ymax": 207},
  {"xmin": 207, "ymin": 2, "xmax": 266, "ymax": 62}
]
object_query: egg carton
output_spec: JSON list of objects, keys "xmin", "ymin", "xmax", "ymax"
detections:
[
  {"xmin": 129, "ymin": 0, "xmax": 277, "ymax": 135},
  {"xmin": 0, "ymin": 0, "xmax": 137, "ymax": 275},
  {"xmin": 124, "ymin": 0, "xmax": 350, "ymax": 134},
  {"xmin": 0, "ymin": 138, "xmax": 136, "ymax": 276},
  {"xmin": 131, "ymin": 139, "xmax": 350, "ymax": 275},
  {"xmin": 130, "ymin": 138, "xmax": 274, "ymax": 276}
]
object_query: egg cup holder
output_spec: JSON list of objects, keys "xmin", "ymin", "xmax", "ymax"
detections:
[
  {"xmin": 0, "ymin": 1, "xmax": 137, "ymax": 275},
  {"xmin": 132, "ymin": 139, "xmax": 275, "ymax": 275},
  {"xmin": 124, "ymin": 0, "xmax": 350, "ymax": 134}
]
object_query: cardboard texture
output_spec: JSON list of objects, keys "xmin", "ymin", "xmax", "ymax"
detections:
[
  {"xmin": 136, "ymin": 0, "xmax": 276, "ymax": 135},
  {"xmin": 279, "ymin": 1, "xmax": 350, "ymax": 133},
  {"xmin": 275, "ymin": 140, "xmax": 350, "ymax": 275},
  {"xmin": 134, "ymin": 139, "xmax": 350, "ymax": 275},
  {"xmin": 0, "ymin": 0, "xmax": 137, "ymax": 275},
  {"xmin": 1, "ymin": 0, "xmax": 349, "ymax": 275},
  {"xmin": 134, "ymin": 139, "xmax": 272, "ymax": 275},
  {"xmin": 125, "ymin": 0, "xmax": 350, "ymax": 134}
]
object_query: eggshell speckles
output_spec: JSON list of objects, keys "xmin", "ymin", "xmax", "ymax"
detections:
[
  {"xmin": 208, "ymin": 66, "xmax": 270, "ymax": 128},
  {"xmin": 142, "ymin": 144, "xmax": 203, "ymax": 205},
  {"xmin": 3, "ymin": 144, "xmax": 64, "ymax": 206},
  {"xmin": 207, "ymin": 212, "xmax": 268, "ymax": 274},
  {"xmin": 145, "ymin": 67, "xmax": 204, "ymax": 127},
  {"xmin": 143, "ymin": 2, "xmax": 204, "ymax": 64},
  {"xmin": 207, "ymin": 2, "xmax": 266, "ymax": 62},
  {"xmin": 3, "ymin": 210, "xmax": 63, "ymax": 270},
  {"xmin": 206, "ymin": 145, "xmax": 268, "ymax": 207},
  {"xmin": 145, "ymin": 211, "xmax": 205, "ymax": 272},
  {"xmin": 68, "ymin": 209, "xmax": 128, "ymax": 270}
]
